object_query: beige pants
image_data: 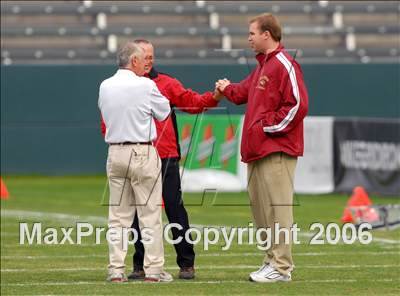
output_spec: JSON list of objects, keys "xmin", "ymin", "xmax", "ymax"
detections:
[
  {"xmin": 247, "ymin": 152, "xmax": 297, "ymax": 275},
  {"xmin": 107, "ymin": 144, "xmax": 164, "ymax": 275}
]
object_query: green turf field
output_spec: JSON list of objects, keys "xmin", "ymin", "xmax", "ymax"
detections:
[{"xmin": 1, "ymin": 176, "xmax": 399, "ymax": 295}]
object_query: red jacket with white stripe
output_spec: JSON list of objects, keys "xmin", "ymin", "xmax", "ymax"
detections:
[
  {"xmin": 222, "ymin": 44, "xmax": 308, "ymax": 163},
  {"xmin": 101, "ymin": 68, "xmax": 218, "ymax": 159}
]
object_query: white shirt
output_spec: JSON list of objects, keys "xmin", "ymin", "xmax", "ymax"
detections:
[{"xmin": 98, "ymin": 69, "xmax": 170, "ymax": 143}]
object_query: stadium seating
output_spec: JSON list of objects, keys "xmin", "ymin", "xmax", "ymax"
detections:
[{"xmin": 1, "ymin": 0, "xmax": 399, "ymax": 64}]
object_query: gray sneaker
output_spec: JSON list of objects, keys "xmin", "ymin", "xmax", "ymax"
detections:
[
  {"xmin": 144, "ymin": 271, "xmax": 173, "ymax": 283},
  {"xmin": 106, "ymin": 272, "xmax": 128, "ymax": 283}
]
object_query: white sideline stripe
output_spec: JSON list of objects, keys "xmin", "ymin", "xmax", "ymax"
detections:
[
  {"xmin": 2, "ymin": 264, "xmax": 399, "ymax": 272},
  {"xmin": 1, "ymin": 251, "xmax": 399, "ymax": 260},
  {"xmin": 0, "ymin": 278, "xmax": 397, "ymax": 286},
  {"xmin": 2, "ymin": 209, "xmax": 400, "ymax": 244}
]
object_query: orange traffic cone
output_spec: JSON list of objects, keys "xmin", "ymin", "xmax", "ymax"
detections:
[
  {"xmin": 341, "ymin": 186, "xmax": 372, "ymax": 223},
  {"xmin": 341, "ymin": 208, "xmax": 353, "ymax": 223},
  {"xmin": 1, "ymin": 177, "xmax": 9, "ymax": 199},
  {"xmin": 347, "ymin": 186, "xmax": 372, "ymax": 207}
]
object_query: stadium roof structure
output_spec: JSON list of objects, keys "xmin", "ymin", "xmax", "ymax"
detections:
[{"xmin": 1, "ymin": 0, "xmax": 399, "ymax": 65}]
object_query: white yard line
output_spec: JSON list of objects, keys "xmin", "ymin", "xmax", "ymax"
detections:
[
  {"xmin": 2, "ymin": 209, "xmax": 399, "ymax": 245},
  {"xmin": 0, "ymin": 233, "xmax": 20, "ymax": 237},
  {"xmin": 0, "ymin": 278, "xmax": 397, "ymax": 287},
  {"xmin": 370, "ymin": 237, "xmax": 400, "ymax": 244},
  {"xmin": 380, "ymin": 245, "xmax": 400, "ymax": 249},
  {"xmin": 1, "ymin": 210, "xmax": 107, "ymax": 224},
  {"xmin": 2, "ymin": 264, "xmax": 399, "ymax": 273},
  {"xmin": 1, "ymin": 243, "xmax": 106, "ymax": 248},
  {"xmin": 0, "ymin": 222, "xmax": 20, "ymax": 226},
  {"xmin": 1, "ymin": 251, "xmax": 399, "ymax": 260}
]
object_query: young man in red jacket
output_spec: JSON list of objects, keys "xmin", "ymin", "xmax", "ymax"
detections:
[
  {"xmin": 101, "ymin": 39, "xmax": 222, "ymax": 280},
  {"xmin": 217, "ymin": 13, "xmax": 308, "ymax": 283}
]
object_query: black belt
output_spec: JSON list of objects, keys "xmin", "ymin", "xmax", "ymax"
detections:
[{"xmin": 109, "ymin": 142, "xmax": 152, "ymax": 146}]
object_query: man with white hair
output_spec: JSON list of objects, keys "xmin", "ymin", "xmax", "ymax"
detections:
[
  {"xmin": 100, "ymin": 39, "xmax": 223, "ymax": 280},
  {"xmin": 98, "ymin": 42, "xmax": 173, "ymax": 283}
]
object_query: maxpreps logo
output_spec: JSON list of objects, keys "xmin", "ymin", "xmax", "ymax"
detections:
[{"xmin": 256, "ymin": 75, "xmax": 269, "ymax": 90}]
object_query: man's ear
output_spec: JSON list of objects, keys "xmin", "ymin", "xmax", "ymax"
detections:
[
  {"xmin": 263, "ymin": 30, "xmax": 270, "ymax": 40},
  {"xmin": 131, "ymin": 56, "xmax": 136, "ymax": 67}
]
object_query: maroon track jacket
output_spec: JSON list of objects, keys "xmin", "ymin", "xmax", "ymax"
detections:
[{"xmin": 222, "ymin": 44, "xmax": 309, "ymax": 163}]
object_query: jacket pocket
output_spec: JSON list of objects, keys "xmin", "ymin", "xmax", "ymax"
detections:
[{"xmin": 247, "ymin": 121, "xmax": 266, "ymax": 158}]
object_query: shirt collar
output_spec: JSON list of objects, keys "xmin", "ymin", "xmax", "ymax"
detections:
[{"xmin": 117, "ymin": 68, "xmax": 137, "ymax": 77}]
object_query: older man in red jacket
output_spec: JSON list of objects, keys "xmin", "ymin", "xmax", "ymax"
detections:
[
  {"xmin": 101, "ymin": 39, "xmax": 222, "ymax": 280},
  {"xmin": 217, "ymin": 13, "xmax": 308, "ymax": 283}
]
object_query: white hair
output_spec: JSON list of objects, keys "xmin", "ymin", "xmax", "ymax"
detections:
[{"xmin": 117, "ymin": 42, "xmax": 144, "ymax": 67}]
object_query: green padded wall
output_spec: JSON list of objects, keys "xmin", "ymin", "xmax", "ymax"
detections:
[{"xmin": 1, "ymin": 64, "xmax": 399, "ymax": 174}]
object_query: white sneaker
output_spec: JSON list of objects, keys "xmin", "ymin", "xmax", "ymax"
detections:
[
  {"xmin": 144, "ymin": 271, "xmax": 173, "ymax": 283},
  {"xmin": 249, "ymin": 263, "xmax": 273, "ymax": 278},
  {"xmin": 249, "ymin": 265, "xmax": 291, "ymax": 283},
  {"xmin": 106, "ymin": 272, "xmax": 128, "ymax": 283}
]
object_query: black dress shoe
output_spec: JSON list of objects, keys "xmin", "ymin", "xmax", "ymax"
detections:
[
  {"xmin": 127, "ymin": 267, "xmax": 145, "ymax": 280},
  {"xmin": 178, "ymin": 266, "xmax": 195, "ymax": 279}
]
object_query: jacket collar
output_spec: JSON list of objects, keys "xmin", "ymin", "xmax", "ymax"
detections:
[
  {"xmin": 145, "ymin": 67, "xmax": 159, "ymax": 80},
  {"xmin": 255, "ymin": 43, "xmax": 284, "ymax": 65}
]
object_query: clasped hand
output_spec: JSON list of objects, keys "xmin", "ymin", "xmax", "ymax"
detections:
[{"xmin": 213, "ymin": 78, "xmax": 231, "ymax": 101}]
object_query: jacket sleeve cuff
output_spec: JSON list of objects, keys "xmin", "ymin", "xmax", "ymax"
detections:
[
  {"xmin": 222, "ymin": 85, "xmax": 233, "ymax": 97},
  {"xmin": 206, "ymin": 91, "xmax": 219, "ymax": 106}
]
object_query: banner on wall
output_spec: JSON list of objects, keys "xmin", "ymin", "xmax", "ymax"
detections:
[
  {"xmin": 176, "ymin": 113, "xmax": 245, "ymax": 192},
  {"xmin": 333, "ymin": 118, "xmax": 400, "ymax": 196}
]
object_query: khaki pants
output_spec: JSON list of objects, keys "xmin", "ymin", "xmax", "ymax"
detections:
[
  {"xmin": 107, "ymin": 144, "xmax": 164, "ymax": 275},
  {"xmin": 247, "ymin": 152, "xmax": 297, "ymax": 275}
]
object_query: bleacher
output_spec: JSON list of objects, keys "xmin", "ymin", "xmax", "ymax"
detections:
[{"xmin": 1, "ymin": 0, "xmax": 399, "ymax": 65}]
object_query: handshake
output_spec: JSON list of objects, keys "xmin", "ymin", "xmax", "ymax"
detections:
[{"xmin": 213, "ymin": 78, "xmax": 231, "ymax": 101}]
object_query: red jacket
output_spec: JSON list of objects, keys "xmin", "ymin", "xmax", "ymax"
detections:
[
  {"xmin": 223, "ymin": 44, "xmax": 308, "ymax": 163},
  {"xmin": 101, "ymin": 68, "xmax": 218, "ymax": 159}
]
